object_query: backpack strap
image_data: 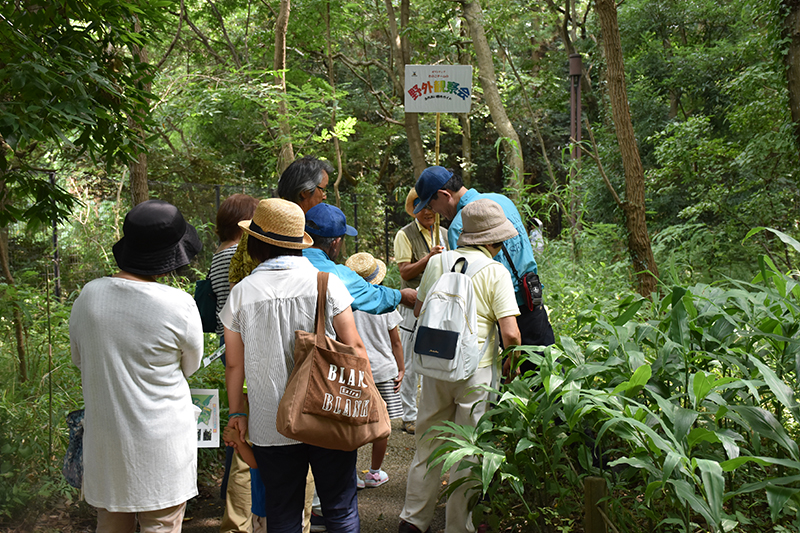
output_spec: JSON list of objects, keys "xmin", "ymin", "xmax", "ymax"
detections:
[{"xmin": 463, "ymin": 252, "xmax": 496, "ymax": 278}]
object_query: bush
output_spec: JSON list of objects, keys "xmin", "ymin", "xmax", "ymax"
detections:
[{"xmin": 431, "ymin": 232, "xmax": 800, "ymax": 532}]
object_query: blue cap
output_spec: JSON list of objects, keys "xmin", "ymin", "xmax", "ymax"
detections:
[
  {"xmin": 305, "ymin": 203, "xmax": 358, "ymax": 238},
  {"xmin": 414, "ymin": 166, "xmax": 453, "ymax": 214}
]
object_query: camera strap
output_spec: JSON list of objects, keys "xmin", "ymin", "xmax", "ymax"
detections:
[
  {"xmin": 500, "ymin": 244, "xmax": 521, "ymax": 279},
  {"xmin": 501, "ymin": 244, "xmax": 540, "ymax": 311}
]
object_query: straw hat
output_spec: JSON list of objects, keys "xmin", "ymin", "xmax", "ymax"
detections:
[
  {"xmin": 405, "ymin": 189, "xmax": 421, "ymax": 218},
  {"xmin": 112, "ymin": 200, "xmax": 202, "ymax": 276},
  {"xmin": 345, "ymin": 252, "xmax": 387, "ymax": 285},
  {"xmin": 457, "ymin": 199, "xmax": 518, "ymax": 246},
  {"xmin": 239, "ymin": 198, "xmax": 314, "ymax": 249}
]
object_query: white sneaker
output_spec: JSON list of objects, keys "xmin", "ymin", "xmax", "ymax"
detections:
[
  {"xmin": 357, "ymin": 476, "xmax": 366, "ymax": 489},
  {"xmin": 364, "ymin": 470, "xmax": 389, "ymax": 488}
]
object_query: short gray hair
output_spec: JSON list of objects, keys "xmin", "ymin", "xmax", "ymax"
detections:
[
  {"xmin": 312, "ymin": 235, "xmax": 338, "ymax": 251},
  {"xmin": 277, "ymin": 156, "xmax": 334, "ymax": 203}
]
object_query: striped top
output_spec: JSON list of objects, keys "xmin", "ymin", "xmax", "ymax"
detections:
[
  {"xmin": 219, "ymin": 256, "xmax": 354, "ymax": 446},
  {"xmin": 210, "ymin": 245, "xmax": 238, "ymax": 335}
]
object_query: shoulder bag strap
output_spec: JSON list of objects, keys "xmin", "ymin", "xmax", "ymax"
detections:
[
  {"xmin": 500, "ymin": 243, "xmax": 520, "ymax": 279},
  {"xmin": 315, "ymin": 271, "xmax": 330, "ymax": 342}
]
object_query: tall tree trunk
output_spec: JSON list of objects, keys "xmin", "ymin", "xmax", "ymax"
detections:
[
  {"xmin": 325, "ymin": 2, "xmax": 344, "ymax": 208},
  {"xmin": 783, "ymin": 0, "xmax": 800, "ymax": 157},
  {"xmin": 275, "ymin": 0, "xmax": 294, "ymax": 173},
  {"xmin": 0, "ymin": 137, "xmax": 27, "ymax": 382},
  {"xmin": 129, "ymin": 15, "xmax": 150, "ymax": 205},
  {"xmin": 595, "ymin": 0, "xmax": 659, "ymax": 298},
  {"xmin": 459, "ymin": 0, "xmax": 524, "ymax": 196},
  {"xmin": 385, "ymin": 0, "xmax": 426, "ymax": 178}
]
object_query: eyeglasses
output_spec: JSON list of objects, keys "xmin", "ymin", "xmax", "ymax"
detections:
[{"xmin": 316, "ymin": 186, "xmax": 327, "ymax": 196}]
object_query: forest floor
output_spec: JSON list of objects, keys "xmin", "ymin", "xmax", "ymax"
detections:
[{"xmin": 6, "ymin": 419, "xmax": 447, "ymax": 533}]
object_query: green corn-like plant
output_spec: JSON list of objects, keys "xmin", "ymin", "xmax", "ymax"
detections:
[{"xmin": 427, "ymin": 228, "xmax": 800, "ymax": 532}]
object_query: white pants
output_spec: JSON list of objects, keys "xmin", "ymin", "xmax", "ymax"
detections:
[
  {"xmin": 399, "ymin": 366, "xmax": 492, "ymax": 533},
  {"xmin": 397, "ymin": 305, "xmax": 421, "ymax": 423}
]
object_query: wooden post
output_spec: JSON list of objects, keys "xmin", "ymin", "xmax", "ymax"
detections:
[
  {"xmin": 584, "ymin": 476, "xmax": 608, "ymax": 533},
  {"xmin": 435, "ymin": 112, "xmax": 441, "ymax": 165}
]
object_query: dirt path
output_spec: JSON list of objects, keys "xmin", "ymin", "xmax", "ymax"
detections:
[
  {"xmin": 20, "ymin": 419, "xmax": 446, "ymax": 533},
  {"xmin": 182, "ymin": 418, "xmax": 446, "ymax": 533}
]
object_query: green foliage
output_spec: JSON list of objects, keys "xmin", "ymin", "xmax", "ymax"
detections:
[
  {"xmin": 430, "ymin": 231, "xmax": 800, "ymax": 532},
  {"xmin": 0, "ymin": 0, "xmax": 171, "ymax": 227}
]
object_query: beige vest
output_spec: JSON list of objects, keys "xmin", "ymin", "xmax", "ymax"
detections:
[{"xmin": 398, "ymin": 222, "xmax": 448, "ymax": 290}]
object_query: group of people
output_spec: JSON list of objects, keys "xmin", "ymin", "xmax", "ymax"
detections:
[{"xmin": 69, "ymin": 155, "xmax": 554, "ymax": 533}]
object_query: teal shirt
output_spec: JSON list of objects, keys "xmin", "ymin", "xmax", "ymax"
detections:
[
  {"xmin": 447, "ymin": 188, "xmax": 538, "ymax": 307},
  {"xmin": 303, "ymin": 248, "xmax": 401, "ymax": 314}
]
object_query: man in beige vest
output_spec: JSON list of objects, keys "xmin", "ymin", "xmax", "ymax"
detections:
[{"xmin": 392, "ymin": 189, "xmax": 448, "ymax": 434}]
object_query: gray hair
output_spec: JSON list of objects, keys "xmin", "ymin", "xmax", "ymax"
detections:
[
  {"xmin": 312, "ymin": 235, "xmax": 339, "ymax": 251},
  {"xmin": 277, "ymin": 156, "xmax": 334, "ymax": 203}
]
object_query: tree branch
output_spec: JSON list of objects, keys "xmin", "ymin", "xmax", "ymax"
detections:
[
  {"xmin": 583, "ymin": 116, "xmax": 624, "ymax": 209},
  {"xmin": 184, "ymin": 10, "xmax": 228, "ymax": 65},
  {"xmin": 206, "ymin": 0, "xmax": 242, "ymax": 68},
  {"xmin": 156, "ymin": 0, "xmax": 184, "ymax": 70}
]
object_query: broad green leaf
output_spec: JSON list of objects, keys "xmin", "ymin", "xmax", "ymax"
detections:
[
  {"xmin": 766, "ymin": 485, "xmax": 798, "ymax": 523},
  {"xmin": 748, "ymin": 354, "xmax": 800, "ymax": 419},
  {"xmin": 720, "ymin": 456, "xmax": 800, "ymax": 472},
  {"xmin": 714, "ymin": 429, "xmax": 742, "ymax": 460},
  {"xmin": 668, "ymin": 479, "xmax": 716, "ymax": 529},
  {"xmin": 597, "ymin": 413, "xmax": 673, "ymax": 454},
  {"xmin": 481, "ymin": 452, "xmax": 504, "ymax": 493},
  {"xmin": 688, "ymin": 427, "xmax": 720, "ymax": 451},
  {"xmin": 696, "ymin": 459, "xmax": 724, "ymax": 526},
  {"xmin": 693, "ymin": 371, "xmax": 716, "ymax": 408},
  {"xmin": 612, "ymin": 364, "xmax": 652, "ymax": 395},
  {"xmin": 515, "ymin": 438, "xmax": 535, "ymax": 455},
  {"xmin": 645, "ymin": 480, "xmax": 662, "ymax": 503},
  {"xmin": 668, "ymin": 287, "xmax": 689, "ymax": 346},
  {"xmin": 728, "ymin": 405, "xmax": 799, "ymax": 460},
  {"xmin": 662, "ymin": 451, "xmax": 682, "ymax": 486},
  {"xmin": 673, "ymin": 408, "xmax": 699, "ymax": 443},
  {"xmin": 614, "ymin": 298, "xmax": 644, "ymax": 326},
  {"xmin": 744, "ymin": 227, "xmax": 800, "ymax": 255},
  {"xmin": 609, "ymin": 456, "xmax": 660, "ymax": 476},
  {"xmin": 560, "ymin": 336, "xmax": 583, "ymax": 365},
  {"xmin": 734, "ymin": 475, "xmax": 800, "ymax": 496}
]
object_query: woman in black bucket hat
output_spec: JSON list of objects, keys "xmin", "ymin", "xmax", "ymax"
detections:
[{"xmin": 70, "ymin": 199, "xmax": 204, "ymax": 533}]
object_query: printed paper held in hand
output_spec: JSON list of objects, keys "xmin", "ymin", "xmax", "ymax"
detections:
[{"xmin": 191, "ymin": 388, "xmax": 219, "ymax": 448}]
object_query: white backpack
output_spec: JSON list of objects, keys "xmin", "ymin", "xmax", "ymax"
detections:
[{"xmin": 412, "ymin": 251, "xmax": 496, "ymax": 382}]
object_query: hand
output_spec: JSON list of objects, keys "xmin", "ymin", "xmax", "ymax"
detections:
[
  {"xmin": 223, "ymin": 426, "xmax": 241, "ymax": 448},
  {"xmin": 399, "ymin": 288, "xmax": 417, "ymax": 308},
  {"xmin": 227, "ymin": 415, "xmax": 248, "ymax": 445},
  {"xmin": 393, "ymin": 370, "xmax": 405, "ymax": 393},
  {"xmin": 428, "ymin": 245, "xmax": 445, "ymax": 257}
]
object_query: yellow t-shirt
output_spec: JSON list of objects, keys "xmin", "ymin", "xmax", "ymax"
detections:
[
  {"xmin": 417, "ymin": 246, "xmax": 519, "ymax": 368},
  {"xmin": 393, "ymin": 219, "xmax": 445, "ymax": 264}
]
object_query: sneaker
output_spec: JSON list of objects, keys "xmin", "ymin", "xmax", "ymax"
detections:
[
  {"xmin": 402, "ymin": 420, "xmax": 416, "ymax": 434},
  {"xmin": 310, "ymin": 513, "xmax": 326, "ymax": 533},
  {"xmin": 398, "ymin": 520, "xmax": 431, "ymax": 533},
  {"xmin": 357, "ymin": 476, "xmax": 365, "ymax": 489},
  {"xmin": 364, "ymin": 470, "xmax": 389, "ymax": 488}
]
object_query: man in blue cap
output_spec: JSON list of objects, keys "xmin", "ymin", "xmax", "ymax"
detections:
[
  {"xmin": 304, "ymin": 203, "xmax": 417, "ymax": 314},
  {"xmin": 413, "ymin": 166, "xmax": 554, "ymax": 371}
]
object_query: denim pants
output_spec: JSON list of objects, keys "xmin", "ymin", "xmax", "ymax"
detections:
[{"xmin": 251, "ymin": 443, "xmax": 359, "ymax": 533}]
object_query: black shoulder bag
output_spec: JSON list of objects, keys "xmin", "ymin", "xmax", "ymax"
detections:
[{"xmin": 501, "ymin": 244, "xmax": 542, "ymax": 311}]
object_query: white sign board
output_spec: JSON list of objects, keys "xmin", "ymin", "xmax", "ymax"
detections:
[
  {"xmin": 404, "ymin": 65, "xmax": 473, "ymax": 113},
  {"xmin": 191, "ymin": 388, "xmax": 220, "ymax": 448}
]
